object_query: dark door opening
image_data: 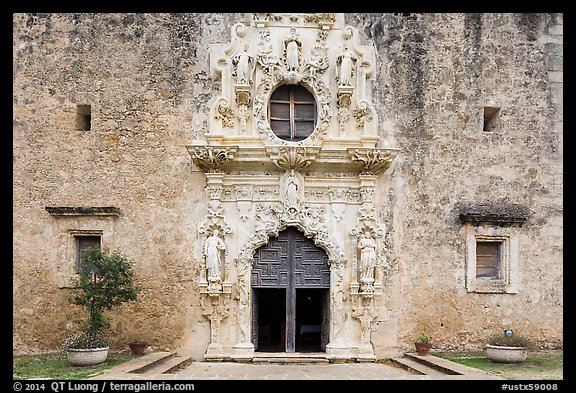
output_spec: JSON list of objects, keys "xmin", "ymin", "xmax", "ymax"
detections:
[
  {"xmin": 252, "ymin": 227, "xmax": 330, "ymax": 353},
  {"xmin": 296, "ymin": 288, "xmax": 325, "ymax": 352},
  {"xmin": 255, "ymin": 288, "xmax": 286, "ymax": 352}
]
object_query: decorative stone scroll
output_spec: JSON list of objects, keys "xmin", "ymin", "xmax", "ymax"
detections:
[
  {"xmin": 348, "ymin": 148, "xmax": 399, "ymax": 175},
  {"xmin": 187, "ymin": 145, "xmax": 238, "ymax": 173}
]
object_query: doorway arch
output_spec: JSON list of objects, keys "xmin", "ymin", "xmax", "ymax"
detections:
[{"xmin": 251, "ymin": 227, "xmax": 330, "ymax": 352}]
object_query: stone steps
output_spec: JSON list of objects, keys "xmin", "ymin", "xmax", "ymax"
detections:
[
  {"xmin": 138, "ymin": 354, "xmax": 193, "ymax": 374},
  {"xmin": 253, "ymin": 352, "xmax": 329, "ymax": 364},
  {"xmin": 390, "ymin": 352, "xmax": 503, "ymax": 380},
  {"xmin": 389, "ymin": 356, "xmax": 447, "ymax": 377},
  {"xmin": 105, "ymin": 352, "xmax": 175, "ymax": 375}
]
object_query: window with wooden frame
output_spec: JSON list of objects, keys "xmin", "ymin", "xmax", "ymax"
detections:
[
  {"xmin": 75, "ymin": 235, "xmax": 101, "ymax": 269},
  {"xmin": 268, "ymin": 84, "xmax": 316, "ymax": 142},
  {"xmin": 475, "ymin": 241, "xmax": 501, "ymax": 279}
]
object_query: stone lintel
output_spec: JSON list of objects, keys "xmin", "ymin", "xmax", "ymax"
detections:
[
  {"xmin": 458, "ymin": 203, "xmax": 530, "ymax": 226},
  {"xmin": 45, "ymin": 206, "xmax": 120, "ymax": 217}
]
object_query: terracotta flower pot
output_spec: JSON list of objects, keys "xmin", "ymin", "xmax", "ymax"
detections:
[
  {"xmin": 415, "ymin": 341, "xmax": 432, "ymax": 356},
  {"xmin": 129, "ymin": 342, "xmax": 148, "ymax": 355}
]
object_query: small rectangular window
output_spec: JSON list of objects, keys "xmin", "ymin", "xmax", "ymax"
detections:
[
  {"xmin": 76, "ymin": 104, "xmax": 92, "ymax": 131},
  {"xmin": 476, "ymin": 242, "xmax": 500, "ymax": 279},
  {"xmin": 76, "ymin": 235, "xmax": 101, "ymax": 269},
  {"xmin": 483, "ymin": 106, "xmax": 500, "ymax": 132}
]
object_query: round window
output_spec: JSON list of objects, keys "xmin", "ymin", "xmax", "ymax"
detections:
[{"xmin": 268, "ymin": 84, "xmax": 316, "ymax": 142}]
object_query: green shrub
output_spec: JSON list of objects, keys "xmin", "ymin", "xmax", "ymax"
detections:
[{"xmin": 487, "ymin": 333, "xmax": 534, "ymax": 348}]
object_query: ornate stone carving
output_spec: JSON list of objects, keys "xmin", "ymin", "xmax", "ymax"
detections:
[
  {"xmin": 268, "ymin": 145, "xmax": 320, "ymax": 170},
  {"xmin": 351, "ymin": 294, "xmax": 378, "ymax": 360},
  {"xmin": 239, "ymin": 202, "xmax": 343, "ymax": 263},
  {"xmin": 352, "ymin": 102, "xmax": 372, "ymax": 129},
  {"xmin": 215, "ymin": 98, "xmax": 235, "ymax": 128},
  {"xmin": 201, "ymin": 293, "xmax": 231, "ymax": 361},
  {"xmin": 303, "ymin": 13, "xmax": 336, "ymax": 29},
  {"xmin": 234, "ymin": 256, "xmax": 252, "ymax": 344},
  {"xmin": 349, "ymin": 148, "xmax": 398, "ymax": 175},
  {"xmin": 200, "ymin": 14, "xmax": 401, "ymax": 361},
  {"xmin": 187, "ymin": 145, "xmax": 238, "ymax": 173},
  {"xmin": 253, "ymin": 13, "xmax": 271, "ymax": 28}
]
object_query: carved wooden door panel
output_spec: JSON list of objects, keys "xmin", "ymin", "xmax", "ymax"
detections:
[{"xmin": 252, "ymin": 227, "xmax": 330, "ymax": 352}]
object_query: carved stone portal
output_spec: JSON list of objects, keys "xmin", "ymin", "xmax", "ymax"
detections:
[{"xmin": 189, "ymin": 13, "xmax": 399, "ymax": 362}]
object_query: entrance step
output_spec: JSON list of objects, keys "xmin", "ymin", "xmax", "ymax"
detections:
[{"xmin": 253, "ymin": 352, "xmax": 329, "ymax": 364}]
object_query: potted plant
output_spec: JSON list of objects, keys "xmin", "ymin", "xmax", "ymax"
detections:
[
  {"xmin": 414, "ymin": 333, "xmax": 432, "ymax": 356},
  {"xmin": 485, "ymin": 329, "xmax": 533, "ymax": 363},
  {"xmin": 62, "ymin": 247, "xmax": 139, "ymax": 366},
  {"xmin": 128, "ymin": 336, "xmax": 149, "ymax": 355}
]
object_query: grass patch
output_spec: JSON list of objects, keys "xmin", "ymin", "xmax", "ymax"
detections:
[
  {"xmin": 13, "ymin": 351, "xmax": 136, "ymax": 380},
  {"xmin": 434, "ymin": 350, "xmax": 563, "ymax": 380}
]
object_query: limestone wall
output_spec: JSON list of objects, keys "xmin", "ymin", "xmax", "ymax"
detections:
[{"xmin": 13, "ymin": 13, "xmax": 562, "ymax": 358}]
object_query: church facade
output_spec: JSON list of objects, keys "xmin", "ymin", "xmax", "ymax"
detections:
[{"xmin": 13, "ymin": 13, "xmax": 563, "ymax": 361}]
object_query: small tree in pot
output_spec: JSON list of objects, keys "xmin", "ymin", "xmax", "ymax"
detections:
[{"xmin": 63, "ymin": 247, "xmax": 139, "ymax": 366}]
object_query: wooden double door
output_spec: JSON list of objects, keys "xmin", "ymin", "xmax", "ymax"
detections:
[{"xmin": 251, "ymin": 227, "xmax": 330, "ymax": 352}]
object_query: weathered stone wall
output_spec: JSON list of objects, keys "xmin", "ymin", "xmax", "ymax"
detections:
[
  {"xmin": 348, "ymin": 13, "xmax": 563, "ymax": 353},
  {"xmin": 13, "ymin": 13, "xmax": 562, "ymax": 358}
]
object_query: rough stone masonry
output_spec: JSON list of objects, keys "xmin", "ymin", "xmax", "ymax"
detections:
[{"xmin": 13, "ymin": 13, "xmax": 562, "ymax": 360}]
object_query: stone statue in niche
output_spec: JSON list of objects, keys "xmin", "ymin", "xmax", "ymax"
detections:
[
  {"xmin": 205, "ymin": 229, "xmax": 225, "ymax": 286},
  {"xmin": 284, "ymin": 28, "xmax": 302, "ymax": 72},
  {"xmin": 285, "ymin": 169, "xmax": 299, "ymax": 209},
  {"xmin": 232, "ymin": 44, "xmax": 255, "ymax": 86},
  {"xmin": 336, "ymin": 45, "xmax": 357, "ymax": 87},
  {"xmin": 358, "ymin": 230, "xmax": 377, "ymax": 287}
]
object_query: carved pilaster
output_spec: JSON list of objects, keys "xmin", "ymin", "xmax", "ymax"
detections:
[
  {"xmin": 198, "ymin": 172, "xmax": 232, "ymax": 295},
  {"xmin": 351, "ymin": 294, "xmax": 378, "ymax": 361},
  {"xmin": 350, "ymin": 174, "xmax": 385, "ymax": 294},
  {"xmin": 231, "ymin": 256, "xmax": 255, "ymax": 361},
  {"xmin": 201, "ymin": 292, "xmax": 231, "ymax": 361}
]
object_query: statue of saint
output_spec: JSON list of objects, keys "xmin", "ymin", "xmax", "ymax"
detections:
[
  {"xmin": 358, "ymin": 231, "xmax": 376, "ymax": 283},
  {"xmin": 337, "ymin": 46, "xmax": 357, "ymax": 86},
  {"xmin": 233, "ymin": 44, "xmax": 254, "ymax": 85},
  {"xmin": 205, "ymin": 230, "xmax": 225, "ymax": 282},
  {"xmin": 284, "ymin": 28, "xmax": 302, "ymax": 72},
  {"xmin": 286, "ymin": 169, "xmax": 299, "ymax": 208}
]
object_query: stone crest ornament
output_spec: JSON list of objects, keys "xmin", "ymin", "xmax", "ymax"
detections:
[{"xmin": 190, "ymin": 13, "xmax": 399, "ymax": 362}]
